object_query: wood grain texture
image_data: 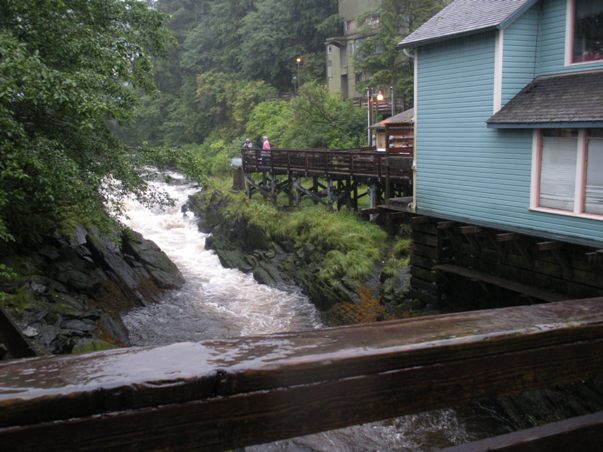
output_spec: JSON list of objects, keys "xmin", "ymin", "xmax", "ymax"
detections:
[{"xmin": 1, "ymin": 298, "xmax": 603, "ymax": 450}]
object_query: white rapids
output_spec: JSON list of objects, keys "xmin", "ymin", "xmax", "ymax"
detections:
[{"xmin": 120, "ymin": 172, "xmax": 479, "ymax": 451}]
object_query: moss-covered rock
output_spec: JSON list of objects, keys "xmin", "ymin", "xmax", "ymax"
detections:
[
  {"xmin": 1, "ymin": 223, "xmax": 185, "ymax": 356},
  {"xmin": 185, "ymin": 188, "xmax": 412, "ymax": 325}
]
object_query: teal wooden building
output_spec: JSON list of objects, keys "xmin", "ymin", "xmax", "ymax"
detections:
[{"xmin": 399, "ymin": 0, "xmax": 603, "ymax": 248}]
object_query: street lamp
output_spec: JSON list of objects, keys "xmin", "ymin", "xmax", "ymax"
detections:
[
  {"xmin": 296, "ymin": 56, "xmax": 302, "ymax": 92},
  {"xmin": 366, "ymin": 87, "xmax": 373, "ymax": 146}
]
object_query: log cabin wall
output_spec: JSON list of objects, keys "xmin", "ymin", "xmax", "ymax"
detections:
[{"xmin": 410, "ymin": 216, "xmax": 603, "ymax": 310}]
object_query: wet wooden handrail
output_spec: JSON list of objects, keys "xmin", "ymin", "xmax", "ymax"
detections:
[
  {"xmin": 241, "ymin": 147, "xmax": 413, "ymax": 181},
  {"xmin": 1, "ymin": 297, "xmax": 603, "ymax": 450}
]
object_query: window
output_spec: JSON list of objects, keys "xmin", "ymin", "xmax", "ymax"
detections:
[
  {"xmin": 585, "ymin": 129, "xmax": 603, "ymax": 214},
  {"xmin": 345, "ymin": 20, "xmax": 356, "ymax": 33},
  {"xmin": 572, "ymin": 0, "xmax": 603, "ymax": 63},
  {"xmin": 533, "ymin": 129, "xmax": 603, "ymax": 219}
]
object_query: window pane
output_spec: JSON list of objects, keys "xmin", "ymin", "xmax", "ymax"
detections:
[
  {"xmin": 574, "ymin": 0, "xmax": 603, "ymax": 62},
  {"xmin": 540, "ymin": 131, "xmax": 577, "ymax": 211},
  {"xmin": 585, "ymin": 129, "xmax": 603, "ymax": 215}
]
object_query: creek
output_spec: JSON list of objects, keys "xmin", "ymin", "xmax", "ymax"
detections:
[{"xmin": 121, "ymin": 173, "xmax": 479, "ymax": 451}]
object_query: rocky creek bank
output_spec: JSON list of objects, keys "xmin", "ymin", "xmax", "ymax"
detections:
[
  {"xmin": 0, "ymin": 226, "xmax": 184, "ymax": 357},
  {"xmin": 184, "ymin": 190, "xmax": 412, "ymax": 326}
]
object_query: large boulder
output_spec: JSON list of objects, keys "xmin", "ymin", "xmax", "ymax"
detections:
[{"xmin": 1, "ymin": 223, "xmax": 185, "ymax": 356}]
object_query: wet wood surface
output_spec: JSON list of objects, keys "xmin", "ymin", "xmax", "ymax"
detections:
[
  {"xmin": 1, "ymin": 298, "xmax": 603, "ymax": 450},
  {"xmin": 444, "ymin": 410, "xmax": 603, "ymax": 451}
]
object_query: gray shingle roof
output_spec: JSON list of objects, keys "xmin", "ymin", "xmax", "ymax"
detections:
[
  {"xmin": 399, "ymin": 0, "xmax": 537, "ymax": 48},
  {"xmin": 370, "ymin": 108, "xmax": 414, "ymax": 129},
  {"xmin": 488, "ymin": 71, "xmax": 603, "ymax": 126}
]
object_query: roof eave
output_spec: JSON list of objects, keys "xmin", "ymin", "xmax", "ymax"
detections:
[
  {"xmin": 398, "ymin": 26, "xmax": 498, "ymax": 49},
  {"xmin": 487, "ymin": 121, "xmax": 603, "ymax": 129},
  {"xmin": 398, "ymin": 0, "xmax": 540, "ymax": 49}
]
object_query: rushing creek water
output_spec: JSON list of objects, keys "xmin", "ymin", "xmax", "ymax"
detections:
[{"xmin": 120, "ymin": 173, "xmax": 478, "ymax": 451}]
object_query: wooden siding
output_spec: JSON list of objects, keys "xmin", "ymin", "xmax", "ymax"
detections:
[
  {"xmin": 536, "ymin": 0, "xmax": 603, "ymax": 75},
  {"xmin": 502, "ymin": 5, "xmax": 538, "ymax": 104},
  {"xmin": 416, "ymin": 32, "xmax": 603, "ymax": 245}
]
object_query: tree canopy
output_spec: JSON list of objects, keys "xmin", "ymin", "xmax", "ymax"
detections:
[
  {"xmin": 121, "ymin": 0, "xmax": 341, "ymax": 146},
  {"xmin": 354, "ymin": 0, "xmax": 450, "ymax": 108},
  {"xmin": 0, "ymin": 0, "xmax": 171, "ymax": 245}
]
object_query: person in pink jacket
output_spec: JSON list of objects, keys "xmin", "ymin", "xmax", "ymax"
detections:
[
  {"xmin": 262, "ymin": 136, "xmax": 271, "ymax": 150},
  {"xmin": 261, "ymin": 136, "xmax": 271, "ymax": 167}
]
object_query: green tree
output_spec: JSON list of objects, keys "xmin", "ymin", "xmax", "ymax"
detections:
[
  {"xmin": 354, "ymin": 0, "xmax": 450, "ymax": 109},
  {"xmin": 246, "ymin": 100, "xmax": 293, "ymax": 146},
  {"xmin": 236, "ymin": 0, "xmax": 339, "ymax": 89},
  {"xmin": 283, "ymin": 83, "xmax": 366, "ymax": 148},
  {"xmin": 246, "ymin": 83, "xmax": 365, "ymax": 149},
  {"xmin": 0, "ymin": 0, "xmax": 170, "ymax": 245}
]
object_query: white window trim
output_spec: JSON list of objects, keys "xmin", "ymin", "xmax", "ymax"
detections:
[
  {"xmin": 411, "ymin": 49, "xmax": 418, "ymax": 213},
  {"xmin": 564, "ymin": 0, "xmax": 603, "ymax": 67},
  {"xmin": 564, "ymin": 0, "xmax": 574, "ymax": 66},
  {"xmin": 493, "ymin": 29, "xmax": 504, "ymax": 113},
  {"xmin": 530, "ymin": 129, "xmax": 603, "ymax": 220}
]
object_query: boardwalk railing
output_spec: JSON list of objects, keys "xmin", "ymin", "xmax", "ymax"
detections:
[
  {"xmin": 1, "ymin": 298, "xmax": 603, "ymax": 450},
  {"xmin": 242, "ymin": 147, "xmax": 413, "ymax": 181}
]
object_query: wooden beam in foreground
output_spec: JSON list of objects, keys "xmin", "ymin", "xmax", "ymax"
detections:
[
  {"xmin": 1, "ymin": 298, "xmax": 603, "ymax": 451},
  {"xmin": 443, "ymin": 411, "xmax": 603, "ymax": 452}
]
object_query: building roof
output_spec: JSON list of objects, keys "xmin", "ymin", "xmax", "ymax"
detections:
[
  {"xmin": 370, "ymin": 108, "xmax": 414, "ymax": 129},
  {"xmin": 399, "ymin": 0, "xmax": 537, "ymax": 48},
  {"xmin": 488, "ymin": 71, "xmax": 603, "ymax": 128}
]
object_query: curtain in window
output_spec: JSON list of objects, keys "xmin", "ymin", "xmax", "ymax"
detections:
[
  {"xmin": 585, "ymin": 132, "xmax": 603, "ymax": 215},
  {"xmin": 540, "ymin": 135, "xmax": 577, "ymax": 211},
  {"xmin": 574, "ymin": 0, "xmax": 603, "ymax": 62}
]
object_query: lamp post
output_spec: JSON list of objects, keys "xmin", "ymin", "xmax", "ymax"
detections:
[
  {"xmin": 296, "ymin": 56, "xmax": 302, "ymax": 92},
  {"xmin": 389, "ymin": 85, "xmax": 395, "ymax": 116},
  {"xmin": 376, "ymin": 90, "xmax": 384, "ymax": 119},
  {"xmin": 366, "ymin": 87, "xmax": 373, "ymax": 146}
]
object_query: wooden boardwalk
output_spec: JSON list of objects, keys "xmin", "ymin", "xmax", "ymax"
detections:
[
  {"xmin": 240, "ymin": 147, "xmax": 413, "ymax": 209},
  {"xmin": 242, "ymin": 147, "xmax": 412, "ymax": 181}
]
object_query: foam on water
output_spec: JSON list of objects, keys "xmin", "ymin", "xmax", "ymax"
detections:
[
  {"xmin": 120, "ymin": 173, "xmax": 474, "ymax": 450},
  {"xmin": 121, "ymin": 174, "xmax": 321, "ymax": 345}
]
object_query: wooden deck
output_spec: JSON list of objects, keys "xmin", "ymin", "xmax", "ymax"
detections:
[
  {"xmin": 242, "ymin": 147, "xmax": 413, "ymax": 181},
  {"xmin": 1, "ymin": 297, "xmax": 603, "ymax": 450}
]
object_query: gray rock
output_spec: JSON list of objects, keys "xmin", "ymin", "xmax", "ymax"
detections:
[
  {"xmin": 98, "ymin": 313, "xmax": 130, "ymax": 346},
  {"xmin": 61, "ymin": 319, "xmax": 96, "ymax": 333},
  {"xmin": 70, "ymin": 226, "xmax": 89, "ymax": 247},
  {"xmin": 122, "ymin": 231, "xmax": 185, "ymax": 289},
  {"xmin": 39, "ymin": 245, "xmax": 61, "ymax": 260},
  {"xmin": 86, "ymin": 232, "xmax": 141, "ymax": 290}
]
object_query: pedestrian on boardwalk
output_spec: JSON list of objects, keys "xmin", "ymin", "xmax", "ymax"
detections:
[
  {"xmin": 261, "ymin": 136, "xmax": 271, "ymax": 166},
  {"xmin": 262, "ymin": 136, "xmax": 271, "ymax": 151},
  {"xmin": 243, "ymin": 138, "xmax": 253, "ymax": 149}
]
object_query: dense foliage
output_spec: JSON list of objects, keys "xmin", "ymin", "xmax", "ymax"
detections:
[
  {"xmin": 122, "ymin": 0, "xmax": 341, "ymax": 146},
  {"xmin": 354, "ymin": 0, "xmax": 450, "ymax": 107},
  {"xmin": 0, "ymin": 0, "xmax": 171, "ymax": 246},
  {"xmin": 222, "ymin": 193, "xmax": 388, "ymax": 284}
]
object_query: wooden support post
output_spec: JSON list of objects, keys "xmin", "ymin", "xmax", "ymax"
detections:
[
  {"xmin": 459, "ymin": 225, "xmax": 480, "ymax": 234},
  {"xmin": 411, "ymin": 215, "xmax": 431, "ymax": 224},
  {"xmin": 287, "ymin": 175, "xmax": 294, "ymax": 207},
  {"xmin": 437, "ymin": 221, "xmax": 456, "ymax": 230},
  {"xmin": 294, "ymin": 177, "xmax": 302, "ymax": 207},
  {"xmin": 496, "ymin": 232, "xmax": 517, "ymax": 242},
  {"xmin": 537, "ymin": 242, "xmax": 573, "ymax": 280},
  {"xmin": 326, "ymin": 178, "xmax": 334, "ymax": 211}
]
